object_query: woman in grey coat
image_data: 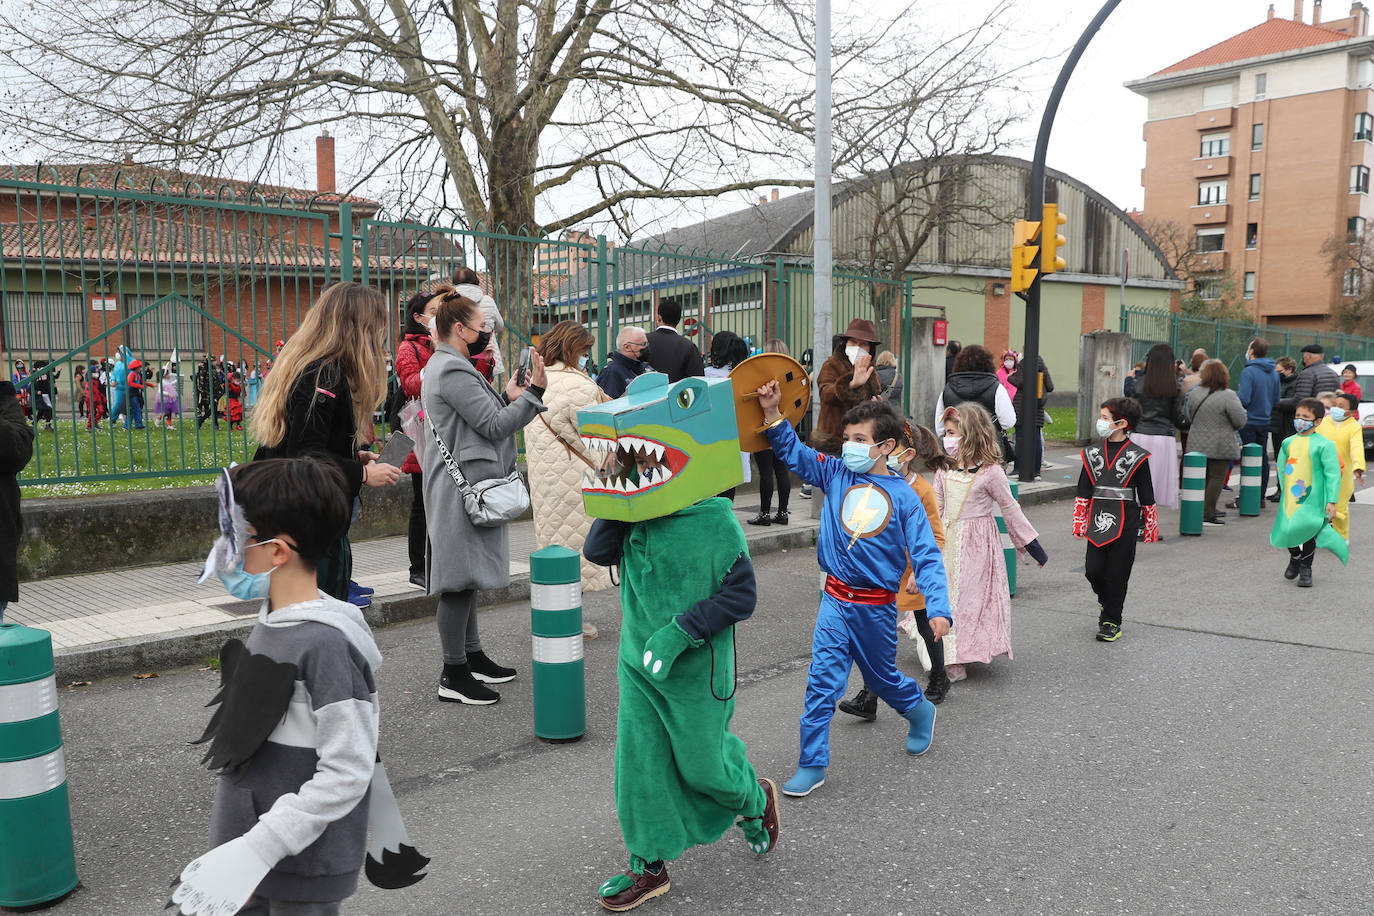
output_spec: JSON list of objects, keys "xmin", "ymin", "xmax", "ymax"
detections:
[
  {"xmin": 1184, "ymin": 359, "xmax": 1246, "ymax": 526},
  {"xmin": 422, "ymin": 291, "xmax": 547, "ymax": 705}
]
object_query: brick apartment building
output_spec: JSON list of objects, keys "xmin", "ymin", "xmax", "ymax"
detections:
[{"xmin": 1127, "ymin": 1, "xmax": 1374, "ymax": 327}]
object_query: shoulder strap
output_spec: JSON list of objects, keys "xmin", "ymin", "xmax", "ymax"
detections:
[
  {"xmin": 538, "ymin": 413, "xmax": 599, "ymax": 471},
  {"xmin": 423, "ymin": 392, "xmax": 474, "ymax": 495}
]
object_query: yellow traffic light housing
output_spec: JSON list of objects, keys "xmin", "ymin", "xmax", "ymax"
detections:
[
  {"xmin": 1042, "ymin": 203, "xmax": 1067, "ymax": 274},
  {"xmin": 1011, "ymin": 219, "xmax": 1041, "ymax": 293}
]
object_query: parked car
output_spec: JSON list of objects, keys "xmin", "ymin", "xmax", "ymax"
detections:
[{"xmin": 1345, "ymin": 359, "xmax": 1374, "ymax": 454}]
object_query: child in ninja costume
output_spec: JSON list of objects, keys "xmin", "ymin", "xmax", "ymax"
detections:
[
  {"xmin": 1072, "ymin": 398, "xmax": 1160, "ymax": 643},
  {"xmin": 1272, "ymin": 398, "xmax": 1348, "ymax": 587},
  {"xmin": 172, "ymin": 458, "xmax": 427, "ymax": 915},
  {"xmin": 755, "ymin": 383, "xmax": 950, "ymax": 798},
  {"xmin": 579, "ymin": 372, "xmax": 781, "ymax": 912}
]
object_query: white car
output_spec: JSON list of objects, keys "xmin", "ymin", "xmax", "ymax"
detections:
[{"xmin": 1342, "ymin": 359, "xmax": 1374, "ymax": 453}]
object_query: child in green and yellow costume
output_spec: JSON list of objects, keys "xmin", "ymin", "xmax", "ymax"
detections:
[
  {"xmin": 1272, "ymin": 398, "xmax": 1347, "ymax": 587},
  {"xmin": 578, "ymin": 373, "xmax": 780, "ymax": 912}
]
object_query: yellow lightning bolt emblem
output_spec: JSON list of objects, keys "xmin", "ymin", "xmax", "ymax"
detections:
[{"xmin": 845, "ymin": 484, "xmax": 881, "ymax": 550}]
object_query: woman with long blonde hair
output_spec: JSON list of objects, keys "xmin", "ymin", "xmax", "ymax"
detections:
[
  {"xmin": 253, "ymin": 282, "xmax": 402, "ymax": 599},
  {"xmin": 934, "ymin": 402, "xmax": 1046, "ymax": 686}
]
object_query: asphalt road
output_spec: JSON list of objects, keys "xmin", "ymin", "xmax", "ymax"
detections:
[{"xmin": 35, "ymin": 496, "xmax": 1373, "ymax": 916}]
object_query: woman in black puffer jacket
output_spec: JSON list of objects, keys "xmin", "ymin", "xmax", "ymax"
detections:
[{"xmin": 935, "ymin": 345, "xmax": 1017, "ymax": 458}]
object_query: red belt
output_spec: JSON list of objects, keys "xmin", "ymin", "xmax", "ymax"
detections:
[{"xmin": 824, "ymin": 575, "xmax": 897, "ymax": 605}]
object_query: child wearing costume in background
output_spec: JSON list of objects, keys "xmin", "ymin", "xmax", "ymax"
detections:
[
  {"xmin": 936, "ymin": 402, "xmax": 1047, "ymax": 683},
  {"xmin": 1272, "ymin": 399, "xmax": 1347, "ymax": 587},
  {"xmin": 1315, "ymin": 391, "xmax": 1365, "ymax": 539},
  {"xmin": 173, "ymin": 458, "xmax": 427, "ymax": 915},
  {"xmin": 756, "ymin": 385, "xmax": 950, "ymax": 799},
  {"xmin": 124, "ymin": 359, "xmax": 146, "ymax": 430},
  {"xmin": 838, "ymin": 422, "xmax": 954, "ymax": 721},
  {"xmin": 1072, "ymin": 398, "xmax": 1159, "ymax": 643}
]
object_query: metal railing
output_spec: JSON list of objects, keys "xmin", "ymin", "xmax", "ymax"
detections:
[
  {"xmin": 2, "ymin": 171, "xmax": 926, "ymax": 486},
  {"xmin": 1121, "ymin": 306, "xmax": 1374, "ymax": 388}
]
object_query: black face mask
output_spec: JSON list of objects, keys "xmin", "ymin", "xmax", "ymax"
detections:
[
  {"xmin": 470, "ymin": 330, "xmax": 491, "ymax": 353},
  {"xmin": 637, "ymin": 346, "xmax": 652, "ymax": 365}
]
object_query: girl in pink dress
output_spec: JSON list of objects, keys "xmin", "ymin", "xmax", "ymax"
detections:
[{"xmin": 935, "ymin": 403, "xmax": 1047, "ymax": 682}]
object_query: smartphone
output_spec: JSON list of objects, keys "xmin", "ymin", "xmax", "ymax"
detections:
[
  {"xmin": 377, "ymin": 432, "xmax": 414, "ymax": 468},
  {"xmin": 516, "ymin": 347, "xmax": 532, "ymax": 386}
]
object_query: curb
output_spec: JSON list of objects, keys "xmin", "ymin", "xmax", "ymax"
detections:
[{"xmin": 51, "ymin": 484, "xmax": 1074, "ymax": 682}]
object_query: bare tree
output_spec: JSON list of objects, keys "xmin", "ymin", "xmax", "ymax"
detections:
[
  {"xmin": 1135, "ymin": 216, "xmax": 1249, "ymax": 320},
  {"xmin": 1135, "ymin": 217, "xmax": 1205, "ymax": 279},
  {"xmin": 1321, "ymin": 231, "xmax": 1374, "ymax": 334}
]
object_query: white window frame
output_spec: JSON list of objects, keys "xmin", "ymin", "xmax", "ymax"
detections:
[
  {"xmin": 1251, "ymin": 123, "xmax": 1264, "ymax": 151},
  {"xmin": 1357, "ymin": 113, "xmax": 1374, "ymax": 142},
  {"xmin": 1199, "ymin": 132, "xmax": 1230, "ymax": 158},
  {"xmin": 1343, "ymin": 268, "xmax": 1362, "ymax": 296},
  {"xmin": 1246, "ymin": 223, "xmax": 1259, "ymax": 250},
  {"xmin": 1249, "ymin": 173, "xmax": 1261, "ymax": 200},
  {"xmin": 1202, "ymin": 82, "xmax": 1234, "ymax": 109},
  {"xmin": 1243, "ymin": 272, "xmax": 1256, "ymax": 299},
  {"xmin": 1254, "ymin": 73, "xmax": 1267, "ymax": 100},
  {"xmin": 1194, "ymin": 276, "xmax": 1223, "ymax": 300},
  {"xmin": 1198, "ymin": 179, "xmax": 1228, "ymax": 206},
  {"xmin": 1195, "ymin": 228, "xmax": 1226, "ymax": 252},
  {"xmin": 1351, "ymin": 165, "xmax": 1370, "ymax": 194},
  {"xmin": 1350, "ymin": 216, "xmax": 1366, "ymax": 242}
]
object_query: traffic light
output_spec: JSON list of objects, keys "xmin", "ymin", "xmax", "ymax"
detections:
[
  {"xmin": 1041, "ymin": 203, "xmax": 1067, "ymax": 275},
  {"xmin": 1011, "ymin": 219, "xmax": 1040, "ymax": 293}
]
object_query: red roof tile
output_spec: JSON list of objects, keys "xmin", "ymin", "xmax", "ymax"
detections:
[
  {"xmin": 1151, "ymin": 18, "xmax": 1353, "ymax": 77},
  {"xmin": 0, "ymin": 163, "xmax": 378, "ymax": 209}
]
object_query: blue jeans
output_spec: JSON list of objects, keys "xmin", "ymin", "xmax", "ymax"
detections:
[
  {"xmin": 799, "ymin": 592, "xmax": 923, "ymax": 767},
  {"xmin": 1240, "ymin": 424, "xmax": 1270, "ymax": 497},
  {"xmin": 124, "ymin": 397, "xmax": 144, "ymax": 429}
]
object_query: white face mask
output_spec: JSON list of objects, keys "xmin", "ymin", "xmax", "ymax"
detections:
[
  {"xmin": 425, "ymin": 315, "xmax": 437, "ymax": 331},
  {"xmin": 943, "ymin": 435, "xmax": 960, "ymax": 456},
  {"xmin": 1329, "ymin": 406, "xmax": 1347, "ymax": 423},
  {"xmin": 845, "ymin": 345, "xmax": 864, "ymax": 365},
  {"xmin": 1003, "ymin": 359, "xmax": 1015, "ymax": 370}
]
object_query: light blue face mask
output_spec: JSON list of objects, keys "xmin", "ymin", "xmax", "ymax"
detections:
[
  {"xmin": 842, "ymin": 441, "xmax": 879, "ymax": 474},
  {"xmin": 578, "ymin": 355, "xmax": 589, "ymax": 370},
  {"xmin": 1329, "ymin": 406, "xmax": 1346, "ymax": 423},
  {"xmin": 216, "ymin": 539, "xmax": 280, "ymax": 601}
]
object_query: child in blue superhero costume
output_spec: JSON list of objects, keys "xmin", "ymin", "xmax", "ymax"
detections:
[{"xmin": 756, "ymin": 382, "xmax": 950, "ymax": 798}]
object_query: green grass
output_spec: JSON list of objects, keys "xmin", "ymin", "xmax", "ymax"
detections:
[{"xmin": 1042, "ymin": 407, "xmax": 1078, "ymax": 442}]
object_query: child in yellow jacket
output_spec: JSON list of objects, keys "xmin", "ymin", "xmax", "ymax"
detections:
[{"xmin": 1316, "ymin": 391, "xmax": 1366, "ymax": 539}]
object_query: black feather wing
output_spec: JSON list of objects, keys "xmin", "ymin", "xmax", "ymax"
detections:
[{"xmin": 192, "ymin": 639, "xmax": 297, "ymax": 773}]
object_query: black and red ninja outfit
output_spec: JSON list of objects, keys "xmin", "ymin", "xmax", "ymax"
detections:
[{"xmin": 1072, "ymin": 438, "xmax": 1159, "ymax": 627}]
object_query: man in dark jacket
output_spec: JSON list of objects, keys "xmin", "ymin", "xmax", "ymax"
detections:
[
  {"xmin": 1236, "ymin": 337, "xmax": 1282, "ymax": 507},
  {"xmin": 1008, "ymin": 354, "xmax": 1055, "ymax": 476},
  {"xmin": 0, "ymin": 372, "xmax": 34, "ymax": 621},
  {"xmin": 1267, "ymin": 356, "xmax": 1299, "ymax": 502},
  {"xmin": 645, "ymin": 301, "xmax": 705, "ymax": 382},
  {"xmin": 1280, "ymin": 344, "xmax": 1341, "ymax": 408},
  {"xmin": 597, "ymin": 326, "xmax": 651, "ymax": 398}
]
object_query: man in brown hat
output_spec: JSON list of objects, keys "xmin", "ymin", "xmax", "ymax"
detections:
[{"xmin": 811, "ymin": 318, "xmax": 882, "ymax": 453}]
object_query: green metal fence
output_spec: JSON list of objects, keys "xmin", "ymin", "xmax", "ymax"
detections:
[
  {"xmin": 1122, "ymin": 306, "xmax": 1374, "ymax": 388},
  {"xmin": 1, "ymin": 171, "xmax": 926, "ymax": 487}
]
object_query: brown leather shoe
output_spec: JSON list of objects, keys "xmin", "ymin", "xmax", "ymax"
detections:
[
  {"xmin": 755, "ymin": 777, "xmax": 780, "ymax": 853},
  {"xmin": 598, "ymin": 865, "xmax": 670, "ymax": 912}
]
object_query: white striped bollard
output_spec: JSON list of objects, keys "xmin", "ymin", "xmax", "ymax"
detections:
[
  {"xmin": 0, "ymin": 624, "xmax": 79, "ymax": 907},
  {"xmin": 1180, "ymin": 451, "xmax": 1206, "ymax": 536},
  {"xmin": 1239, "ymin": 442, "xmax": 1262, "ymax": 517},
  {"xmin": 998, "ymin": 481, "xmax": 1018, "ymax": 596},
  {"xmin": 529, "ymin": 546, "xmax": 586, "ymax": 742}
]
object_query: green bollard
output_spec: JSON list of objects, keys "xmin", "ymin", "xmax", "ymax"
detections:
[
  {"xmin": 1239, "ymin": 443, "xmax": 1262, "ymax": 517},
  {"xmin": 998, "ymin": 481, "xmax": 1018, "ymax": 597},
  {"xmin": 1180, "ymin": 451, "xmax": 1206, "ymax": 536},
  {"xmin": 529, "ymin": 546, "xmax": 586, "ymax": 742},
  {"xmin": 0, "ymin": 624, "xmax": 79, "ymax": 908}
]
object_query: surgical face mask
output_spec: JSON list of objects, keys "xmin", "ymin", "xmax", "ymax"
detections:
[
  {"xmin": 943, "ymin": 435, "xmax": 960, "ymax": 456},
  {"xmin": 845, "ymin": 345, "xmax": 864, "ymax": 365},
  {"xmin": 578, "ymin": 355, "xmax": 589, "ymax": 370},
  {"xmin": 425, "ymin": 315, "xmax": 436, "ymax": 331},
  {"xmin": 886, "ymin": 447, "xmax": 913, "ymax": 472},
  {"xmin": 1329, "ymin": 406, "xmax": 1347, "ymax": 422},
  {"xmin": 1096, "ymin": 418, "xmax": 1118, "ymax": 438},
  {"xmin": 842, "ymin": 441, "xmax": 880, "ymax": 474},
  {"xmin": 216, "ymin": 539, "xmax": 281, "ymax": 601},
  {"xmin": 1004, "ymin": 359, "xmax": 1015, "ymax": 370},
  {"xmin": 1294, "ymin": 417, "xmax": 1314, "ymax": 433}
]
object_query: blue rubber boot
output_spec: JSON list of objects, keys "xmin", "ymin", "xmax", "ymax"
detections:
[
  {"xmin": 902, "ymin": 697, "xmax": 937, "ymax": 756},
  {"xmin": 781, "ymin": 766, "xmax": 826, "ymax": 797}
]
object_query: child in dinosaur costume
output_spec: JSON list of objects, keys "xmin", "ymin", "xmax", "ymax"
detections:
[{"xmin": 579, "ymin": 372, "xmax": 780, "ymax": 913}]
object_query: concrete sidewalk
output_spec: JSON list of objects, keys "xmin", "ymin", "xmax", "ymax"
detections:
[{"xmin": 9, "ymin": 465, "xmax": 1079, "ymax": 680}]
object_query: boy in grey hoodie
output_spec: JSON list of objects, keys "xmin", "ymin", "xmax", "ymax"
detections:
[{"xmin": 173, "ymin": 459, "xmax": 426, "ymax": 915}]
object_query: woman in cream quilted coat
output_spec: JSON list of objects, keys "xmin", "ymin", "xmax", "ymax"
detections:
[{"xmin": 524, "ymin": 321, "xmax": 613, "ymax": 628}]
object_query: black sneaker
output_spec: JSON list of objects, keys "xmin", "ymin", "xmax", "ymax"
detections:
[
  {"xmin": 438, "ymin": 664, "xmax": 499, "ymax": 705},
  {"xmin": 746, "ymin": 512, "xmax": 772, "ymax": 526},
  {"xmin": 1096, "ymin": 621, "xmax": 1122, "ymax": 642},
  {"xmin": 468, "ymin": 650, "xmax": 517, "ymax": 684},
  {"xmin": 1297, "ymin": 568, "xmax": 1313, "ymax": 588},
  {"xmin": 1203, "ymin": 516, "xmax": 1225, "ymax": 526},
  {"xmin": 1284, "ymin": 558, "xmax": 1301, "ymax": 580},
  {"xmin": 799, "ymin": 485, "xmax": 812, "ymax": 499},
  {"xmin": 837, "ymin": 687, "xmax": 878, "ymax": 721},
  {"xmin": 924, "ymin": 671, "xmax": 951, "ymax": 705},
  {"xmin": 773, "ymin": 510, "xmax": 789, "ymax": 525}
]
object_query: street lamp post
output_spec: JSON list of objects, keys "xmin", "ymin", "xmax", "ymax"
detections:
[
  {"xmin": 813, "ymin": 0, "xmax": 832, "ymax": 425},
  {"xmin": 1017, "ymin": 0, "xmax": 1124, "ymax": 482}
]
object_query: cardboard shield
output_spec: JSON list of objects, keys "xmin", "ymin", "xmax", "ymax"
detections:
[{"xmin": 729, "ymin": 353, "xmax": 811, "ymax": 453}]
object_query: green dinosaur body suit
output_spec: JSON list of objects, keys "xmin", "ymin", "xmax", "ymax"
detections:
[{"xmin": 614, "ymin": 498, "xmax": 765, "ymax": 863}]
